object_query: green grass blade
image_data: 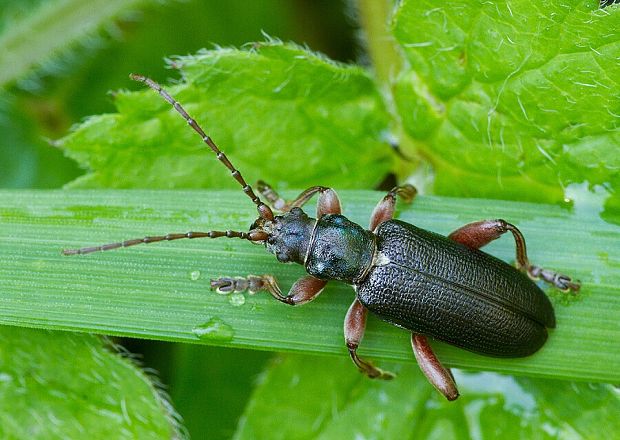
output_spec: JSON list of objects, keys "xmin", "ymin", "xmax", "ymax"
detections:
[{"xmin": 0, "ymin": 189, "xmax": 617, "ymax": 383}]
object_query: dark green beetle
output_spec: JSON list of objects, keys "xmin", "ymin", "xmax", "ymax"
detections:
[{"xmin": 64, "ymin": 74, "xmax": 580, "ymax": 401}]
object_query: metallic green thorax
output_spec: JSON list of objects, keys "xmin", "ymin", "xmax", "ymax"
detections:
[
  {"xmin": 306, "ymin": 214, "xmax": 375, "ymax": 283},
  {"xmin": 264, "ymin": 210, "xmax": 375, "ymax": 283}
]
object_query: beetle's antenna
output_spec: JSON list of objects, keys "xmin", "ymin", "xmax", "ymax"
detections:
[
  {"xmin": 62, "ymin": 229, "xmax": 269, "ymax": 255},
  {"xmin": 129, "ymin": 73, "xmax": 274, "ymax": 221}
]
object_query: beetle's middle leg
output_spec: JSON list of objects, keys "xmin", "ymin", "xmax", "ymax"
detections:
[
  {"xmin": 257, "ymin": 180, "xmax": 341, "ymax": 216},
  {"xmin": 344, "ymin": 298, "xmax": 395, "ymax": 380},
  {"xmin": 211, "ymin": 274, "xmax": 327, "ymax": 306},
  {"xmin": 369, "ymin": 184, "xmax": 417, "ymax": 231},
  {"xmin": 448, "ymin": 220, "xmax": 580, "ymax": 292}
]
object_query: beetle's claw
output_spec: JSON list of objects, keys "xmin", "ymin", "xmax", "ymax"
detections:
[{"xmin": 557, "ymin": 276, "xmax": 581, "ymax": 294}]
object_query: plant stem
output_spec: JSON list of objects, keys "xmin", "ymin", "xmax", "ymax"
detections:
[{"xmin": 356, "ymin": 0, "xmax": 403, "ymax": 85}]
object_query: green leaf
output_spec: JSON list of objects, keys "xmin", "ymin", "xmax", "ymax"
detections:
[
  {"xmin": 234, "ymin": 353, "xmax": 620, "ymax": 439},
  {"xmin": 0, "ymin": 326, "xmax": 180, "ymax": 438},
  {"xmin": 0, "ymin": 189, "xmax": 618, "ymax": 383},
  {"xmin": 58, "ymin": 42, "xmax": 394, "ymax": 190},
  {"xmin": 392, "ymin": 0, "xmax": 620, "ymax": 203},
  {"xmin": 0, "ymin": 0, "xmax": 155, "ymax": 89}
]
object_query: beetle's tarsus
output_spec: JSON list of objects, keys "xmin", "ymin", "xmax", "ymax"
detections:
[
  {"xmin": 210, "ymin": 275, "xmax": 268, "ymax": 294},
  {"xmin": 368, "ymin": 368, "xmax": 396, "ymax": 381},
  {"xmin": 257, "ymin": 180, "xmax": 288, "ymax": 211},
  {"xmin": 527, "ymin": 265, "xmax": 581, "ymax": 293},
  {"xmin": 394, "ymin": 184, "xmax": 417, "ymax": 204},
  {"xmin": 348, "ymin": 348, "xmax": 395, "ymax": 381},
  {"xmin": 212, "ymin": 274, "xmax": 327, "ymax": 305}
]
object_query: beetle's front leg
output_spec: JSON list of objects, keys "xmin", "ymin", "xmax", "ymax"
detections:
[
  {"xmin": 448, "ymin": 220, "xmax": 580, "ymax": 292},
  {"xmin": 257, "ymin": 181, "xmax": 341, "ymax": 216},
  {"xmin": 369, "ymin": 184, "xmax": 417, "ymax": 231},
  {"xmin": 344, "ymin": 299, "xmax": 395, "ymax": 380},
  {"xmin": 411, "ymin": 334, "xmax": 459, "ymax": 401},
  {"xmin": 256, "ymin": 181, "xmax": 290, "ymax": 212},
  {"xmin": 211, "ymin": 274, "xmax": 327, "ymax": 305}
]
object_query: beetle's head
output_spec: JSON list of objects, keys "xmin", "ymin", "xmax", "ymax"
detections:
[{"xmin": 250, "ymin": 207, "xmax": 315, "ymax": 265}]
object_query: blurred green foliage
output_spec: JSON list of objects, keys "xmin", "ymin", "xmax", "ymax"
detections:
[
  {"xmin": 0, "ymin": 0, "xmax": 356, "ymax": 189},
  {"xmin": 0, "ymin": 326, "xmax": 180, "ymax": 439},
  {"xmin": 236, "ymin": 354, "xmax": 620, "ymax": 440},
  {"xmin": 1, "ymin": 0, "xmax": 619, "ymax": 439}
]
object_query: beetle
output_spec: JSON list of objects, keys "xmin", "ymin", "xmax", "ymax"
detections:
[{"xmin": 63, "ymin": 74, "xmax": 580, "ymax": 401}]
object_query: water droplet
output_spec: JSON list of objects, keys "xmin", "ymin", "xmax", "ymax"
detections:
[
  {"xmin": 229, "ymin": 292, "xmax": 246, "ymax": 307},
  {"xmin": 189, "ymin": 270, "xmax": 201, "ymax": 281},
  {"xmin": 192, "ymin": 318, "xmax": 234, "ymax": 341}
]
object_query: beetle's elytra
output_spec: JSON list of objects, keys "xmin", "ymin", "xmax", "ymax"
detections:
[{"xmin": 63, "ymin": 74, "xmax": 580, "ymax": 401}]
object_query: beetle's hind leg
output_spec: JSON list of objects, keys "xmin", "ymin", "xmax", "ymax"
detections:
[
  {"xmin": 211, "ymin": 274, "xmax": 327, "ymax": 305},
  {"xmin": 369, "ymin": 184, "xmax": 417, "ymax": 231},
  {"xmin": 411, "ymin": 334, "xmax": 459, "ymax": 401},
  {"xmin": 448, "ymin": 220, "xmax": 580, "ymax": 292},
  {"xmin": 344, "ymin": 299, "xmax": 395, "ymax": 380}
]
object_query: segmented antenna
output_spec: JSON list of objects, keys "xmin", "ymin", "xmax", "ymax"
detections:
[
  {"xmin": 62, "ymin": 229, "xmax": 269, "ymax": 255},
  {"xmin": 129, "ymin": 73, "xmax": 274, "ymax": 221}
]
